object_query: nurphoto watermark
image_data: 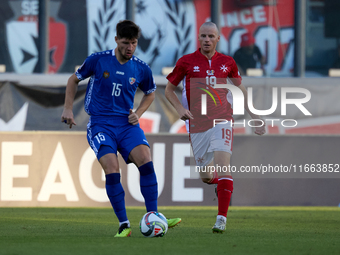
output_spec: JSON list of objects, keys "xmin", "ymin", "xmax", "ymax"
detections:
[{"xmin": 202, "ymin": 83, "xmax": 312, "ymax": 128}]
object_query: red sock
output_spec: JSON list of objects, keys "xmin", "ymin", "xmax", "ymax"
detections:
[
  {"xmin": 208, "ymin": 171, "xmax": 219, "ymax": 184},
  {"xmin": 217, "ymin": 177, "xmax": 233, "ymax": 217}
]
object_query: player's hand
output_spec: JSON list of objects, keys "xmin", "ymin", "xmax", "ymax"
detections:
[
  {"xmin": 61, "ymin": 108, "xmax": 76, "ymax": 129},
  {"xmin": 178, "ymin": 108, "xmax": 194, "ymax": 121},
  {"xmin": 128, "ymin": 109, "xmax": 139, "ymax": 125},
  {"xmin": 254, "ymin": 119, "xmax": 266, "ymax": 136}
]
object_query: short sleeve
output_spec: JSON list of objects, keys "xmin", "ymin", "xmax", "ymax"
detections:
[
  {"xmin": 139, "ymin": 65, "xmax": 156, "ymax": 95},
  {"xmin": 75, "ymin": 55, "xmax": 97, "ymax": 80},
  {"xmin": 166, "ymin": 57, "xmax": 187, "ymax": 86}
]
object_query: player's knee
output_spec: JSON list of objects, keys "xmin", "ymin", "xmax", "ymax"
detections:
[
  {"xmin": 201, "ymin": 177, "xmax": 212, "ymax": 184},
  {"xmin": 129, "ymin": 145, "xmax": 152, "ymax": 166},
  {"xmin": 103, "ymin": 165, "xmax": 120, "ymax": 175},
  {"xmin": 134, "ymin": 153, "xmax": 152, "ymax": 167},
  {"xmin": 98, "ymin": 148, "xmax": 119, "ymax": 175},
  {"xmin": 139, "ymin": 157, "xmax": 152, "ymax": 166},
  {"xmin": 100, "ymin": 162, "xmax": 119, "ymax": 175}
]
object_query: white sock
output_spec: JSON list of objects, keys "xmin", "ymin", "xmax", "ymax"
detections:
[
  {"xmin": 119, "ymin": 220, "xmax": 130, "ymax": 227},
  {"xmin": 216, "ymin": 215, "xmax": 227, "ymax": 223}
]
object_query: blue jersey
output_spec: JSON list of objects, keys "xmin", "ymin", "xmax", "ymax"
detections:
[{"xmin": 75, "ymin": 50, "xmax": 156, "ymax": 117}]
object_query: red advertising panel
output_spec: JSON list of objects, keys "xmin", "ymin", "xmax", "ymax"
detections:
[{"xmin": 194, "ymin": 0, "xmax": 295, "ymax": 75}]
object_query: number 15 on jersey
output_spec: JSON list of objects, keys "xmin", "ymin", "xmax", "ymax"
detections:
[{"xmin": 112, "ymin": 83, "xmax": 122, "ymax": 96}]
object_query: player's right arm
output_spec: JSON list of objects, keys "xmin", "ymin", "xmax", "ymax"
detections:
[
  {"xmin": 165, "ymin": 81, "xmax": 193, "ymax": 121},
  {"xmin": 165, "ymin": 57, "xmax": 193, "ymax": 121},
  {"xmin": 61, "ymin": 73, "xmax": 80, "ymax": 128},
  {"xmin": 61, "ymin": 54, "xmax": 97, "ymax": 128}
]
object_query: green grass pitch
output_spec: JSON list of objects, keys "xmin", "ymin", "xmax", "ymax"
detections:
[{"xmin": 0, "ymin": 206, "xmax": 339, "ymax": 255}]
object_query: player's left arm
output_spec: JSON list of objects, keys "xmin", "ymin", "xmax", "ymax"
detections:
[
  {"xmin": 129, "ymin": 64, "xmax": 157, "ymax": 125},
  {"xmin": 238, "ymin": 83, "xmax": 266, "ymax": 136},
  {"xmin": 128, "ymin": 92, "xmax": 155, "ymax": 125}
]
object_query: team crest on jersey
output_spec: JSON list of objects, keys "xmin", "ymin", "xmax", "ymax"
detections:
[
  {"xmin": 129, "ymin": 77, "xmax": 136, "ymax": 85},
  {"xmin": 206, "ymin": 70, "xmax": 215, "ymax": 76},
  {"xmin": 220, "ymin": 65, "xmax": 229, "ymax": 73},
  {"xmin": 103, "ymin": 71, "xmax": 110, "ymax": 78}
]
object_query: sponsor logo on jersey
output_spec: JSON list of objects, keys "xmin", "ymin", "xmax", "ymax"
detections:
[
  {"xmin": 129, "ymin": 77, "xmax": 136, "ymax": 85},
  {"xmin": 103, "ymin": 71, "xmax": 110, "ymax": 78},
  {"xmin": 206, "ymin": 70, "xmax": 215, "ymax": 75},
  {"xmin": 116, "ymin": 71, "xmax": 124, "ymax": 75},
  {"xmin": 193, "ymin": 66, "xmax": 200, "ymax": 72}
]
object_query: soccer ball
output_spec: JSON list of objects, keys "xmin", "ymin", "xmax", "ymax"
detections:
[{"xmin": 139, "ymin": 211, "xmax": 168, "ymax": 237}]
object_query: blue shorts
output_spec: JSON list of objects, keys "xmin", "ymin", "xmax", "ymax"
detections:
[{"xmin": 87, "ymin": 116, "xmax": 149, "ymax": 163}]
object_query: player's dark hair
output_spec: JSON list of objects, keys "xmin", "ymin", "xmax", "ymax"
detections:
[{"xmin": 116, "ymin": 20, "xmax": 141, "ymax": 40}]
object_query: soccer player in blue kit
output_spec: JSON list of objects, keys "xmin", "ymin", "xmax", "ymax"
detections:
[{"xmin": 61, "ymin": 20, "xmax": 181, "ymax": 237}]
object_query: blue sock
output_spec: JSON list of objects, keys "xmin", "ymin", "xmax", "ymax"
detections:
[
  {"xmin": 105, "ymin": 173, "xmax": 128, "ymax": 223},
  {"xmin": 139, "ymin": 162, "xmax": 158, "ymax": 212}
]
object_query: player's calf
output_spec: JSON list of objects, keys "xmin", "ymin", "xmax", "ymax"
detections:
[
  {"xmin": 139, "ymin": 161, "xmax": 158, "ymax": 212},
  {"xmin": 201, "ymin": 170, "xmax": 219, "ymax": 184}
]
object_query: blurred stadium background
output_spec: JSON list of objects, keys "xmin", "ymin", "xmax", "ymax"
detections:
[{"xmin": 0, "ymin": 0, "xmax": 339, "ymax": 207}]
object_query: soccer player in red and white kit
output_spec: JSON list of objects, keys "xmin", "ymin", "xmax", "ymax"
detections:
[{"xmin": 165, "ymin": 22, "xmax": 266, "ymax": 233}]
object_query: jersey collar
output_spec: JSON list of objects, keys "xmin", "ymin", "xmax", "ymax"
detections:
[{"xmin": 197, "ymin": 48, "xmax": 218, "ymax": 60}]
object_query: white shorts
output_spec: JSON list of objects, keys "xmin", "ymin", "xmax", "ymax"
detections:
[{"xmin": 190, "ymin": 123, "xmax": 233, "ymax": 167}]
